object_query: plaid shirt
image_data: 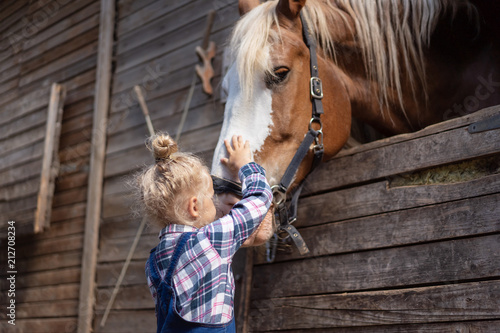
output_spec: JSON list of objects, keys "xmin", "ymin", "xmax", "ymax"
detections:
[{"xmin": 146, "ymin": 162, "xmax": 272, "ymax": 324}]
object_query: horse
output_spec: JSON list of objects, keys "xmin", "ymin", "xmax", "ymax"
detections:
[{"xmin": 211, "ymin": 0, "xmax": 500, "ymax": 247}]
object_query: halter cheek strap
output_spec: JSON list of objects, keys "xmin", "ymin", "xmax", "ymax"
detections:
[{"xmin": 268, "ymin": 13, "xmax": 325, "ymax": 259}]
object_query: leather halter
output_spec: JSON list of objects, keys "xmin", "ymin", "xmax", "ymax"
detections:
[
  {"xmin": 212, "ymin": 13, "xmax": 325, "ymax": 261},
  {"xmin": 268, "ymin": 12, "xmax": 324, "ymax": 259}
]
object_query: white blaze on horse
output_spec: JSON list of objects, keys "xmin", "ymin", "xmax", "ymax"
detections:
[{"xmin": 211, "ymin": 0, "xmax": 500, "ymax": 246}]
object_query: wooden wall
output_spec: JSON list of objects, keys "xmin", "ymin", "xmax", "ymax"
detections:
[
  {"xmin": 249, "ymin": 106, "xmax": 500, "ymax": 332},
  {"xmin": 0, "ymin": 0, "xmax": 100, "ymax": 331},
  {"xmin": 94, "ymin": 1, "xmax": 241, "ymax": 332}
]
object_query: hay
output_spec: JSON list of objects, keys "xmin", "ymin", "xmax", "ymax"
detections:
[{"xmin": 389, "ymin": 155, "xmax": 500, "ymax": 187}]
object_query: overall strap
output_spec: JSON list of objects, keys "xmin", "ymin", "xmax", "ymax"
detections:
[
  {"xmin": 148, "ymin": 232, "xmax": 195, "ymax": 287},
  {"xmin": 164, "ymin": 232, "xmax": 195, "ymax": 284}
]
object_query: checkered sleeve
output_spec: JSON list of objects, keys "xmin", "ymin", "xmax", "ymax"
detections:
[{"xmin": 202, "ymin": 162, "xmax": 272, "ymax": 259}]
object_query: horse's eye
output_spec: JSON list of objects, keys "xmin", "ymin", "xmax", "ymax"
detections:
[{"xmin": 265, "ymin": 67, "xmax": 290, "ymax": 87}]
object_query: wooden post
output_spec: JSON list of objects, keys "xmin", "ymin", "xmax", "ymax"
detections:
[
  {"xmin": 77, "ymin": 1, "xmax": 115, "ymax": 332},
  {"xmin": 34, "ymin": 83, "xmax": 66, "ymax": 233}
]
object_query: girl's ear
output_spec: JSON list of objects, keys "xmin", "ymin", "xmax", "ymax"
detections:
[{"xmin": 187, "ymin": 196, "xmax": 199, "ymax": 218}]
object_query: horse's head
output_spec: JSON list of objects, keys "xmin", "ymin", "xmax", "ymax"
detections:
[{"xmin": 212, "ymin": 0, "xmax": 351, "ymax": 189}]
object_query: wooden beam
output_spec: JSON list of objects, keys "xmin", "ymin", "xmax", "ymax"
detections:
[
  {"xmin": 77, "ymin": 1, "xmax": 115, "ymax": 332},
  {"xmin": 34, "ymin": 82, "xmax": 66, "ymax": 233}
]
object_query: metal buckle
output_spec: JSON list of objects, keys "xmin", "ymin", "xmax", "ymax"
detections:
[
  {"xmin": 310, "ymin": 77, "xmax": 323, "ymax": 99},
  {"xmin": 271, "ymin": 185, "xmax": 287, "ymax": 205}
]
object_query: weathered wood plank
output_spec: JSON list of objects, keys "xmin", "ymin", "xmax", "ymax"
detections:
[
  {"xmin": 95, "ymin": 284, "xmax": 153, "ymax": 312},
  {"xmin": 78, "ymin": 1, "xmax": 115, "ymax": 330},
  {"xmin": 0, "ymin": 179, "xmax": 39, "ymax": 203},
  {"xmin": 18, "ymin": 251, "xmax": 82, "ymax": 274},
  {"xmin": 251, "ymin": 234, "xmax": 500, "ymax": 299},
  {"xmin": 0, "ymin": 0, "xmax": 27, "ymax": 34},
  {"xmin": 50, "ymin": 202, "xmax": 86, "ymax": 222},
  {"xmin": 15, "ymin": 300, "xmax": 78, "ymax": 319},
  {"xmin": 100, "ymin": 216, "xmax": 158, "ymax": 240},
  {"xmin": 96, "ymin": 260, "xmax": 149, "ymax": 288},
  {"xmin": 17, "ymin": 234, "xmax": 83, "ymax": 258},
  {"xmin": 20, "ymin": 217, "xmax": 84, "ymax": 241},
  {"xmin": 103, "ymin": 123, "xmax": 220, "ymax": 178},
  {"xmin": 296, "ymin": 173, "xmax": 500, "ymax": 228},
  {"xmin": 111, "ymin": 44, "xmax": 224, "ymax": 117},
  {"xmin": 52, "ymin": 187, "xmax": 88, "ymax": 207},
  {"xmin": 21, "ymin": 23, "xmax": 99, "ymax": 74},
  {"xmin": 15, "ymin": 267, "xmax": 80, "ymax": 289},
  {"xmin": 106, "ymin": 90, "xmax": 223, "ymax": 156},
  {"xmin": 61, "ymin": 111, "xmax": 93, "ymax": 135},
  {"xmin": 13, "ymin": 283, "xmax": 79, "ymax": 303},
  {"xmin": 0, "ymin": 85, "xmax": 50, "ymax": 124},
  {"xmin": 0, "ymin": 196, "xmax": 36, "ymax": 222},
  {"xmin": 55, "ymin": 172, "xmax": 88, "ymax": 191},
  {"xmin": 20, "ymin": 55, "xmax": 97, "ymax": 102},
  {"xmin": 0, "ymin": 123, "xmax": 46, "ymax": 157},
  {"xmin": 19, "ymin": 40, "xmax": 98, "ymax": 87},
  {"xmin": 252, "ymin": 321, "xmax": 500, "ymax": 333},
  {"xmin": 21, "ymin": 15, "xmax": 99, "ymax": 66},
  {"xmin": 116, "ymin": 0, "xmax": 230, "ymax": 55},
  {"xmin": 35, "ymin": 82, "xmax": 66, "ymax": 232},
  {"xmin": 20, "ymin": 0, "xmax": 99, "ymax": 51},
  {"xmin": 0, "ymin": 140, "xmax": 43, "ymax": 173},
  {"xmin": 0, "ymin": 77, "xmax": 18, "ymax": 97},
  {"xmin": 249, "ymin": 280, "xmax": 500, "ymax": 330},
  {"xmin": 0, "ymin": 0, "xmax": 95, "ymax": 54},
  {"xmin": 93, "ymin": 310, "xmax": 156, "ymax": 333},
  {"xmin": 338, "ymin": 105, "xmax": 500, "ymax": 158},
  {"xmin": 0, "ymin": 317, "xmax": 78, "ymax": 333},
  {"xmin": 0, "ymin": 59, "xmax": 20, "ymax": 84},
  {"xmin": 0, "ymin": 61, "xmax": 95, "ymax": 113},
  {"xmin": 63, "ymin": 96, "xmax": 94, "ymax": 122},
  {"xmin": 117, "ymin": 0, "xmax": 157, "ymax": 23},
  {"xmin": 98, "ymin": 234, "xmax": 157, "ymax": 263},
  {"xmin": 0, "ymin": 108, "xmax": 46, "ymax": 142},
  {"xmin": 114, "ymin": 3, "xmax": 237, "ymax": 75},
  {"xmin": 255, "ymin": 193, "xmax": 500, "ymax": 264},
  {"xmin": 304, "ymin": 106, "xmax": 500, "ymax": 193},
  {"xmin": 0, "ymin": 160, "xmax": 42, "ymax": 187},
  {"xmin": 117, "ymin": 0, "xmax": 193, "ymax": 37}
]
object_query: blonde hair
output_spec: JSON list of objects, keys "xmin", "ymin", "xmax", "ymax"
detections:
[{"xmin": 133, "ymin": 132, "xmax": 211, "ymax": 228}]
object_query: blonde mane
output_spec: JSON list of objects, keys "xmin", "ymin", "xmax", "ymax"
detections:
[{"xmin": 229, "ymin": 0, "xmax": 476, "ymax": 115}]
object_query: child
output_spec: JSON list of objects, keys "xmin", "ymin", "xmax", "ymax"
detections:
[{"xmin": 137, "ymin": 132, "xmax": 272, "ymax": 332}]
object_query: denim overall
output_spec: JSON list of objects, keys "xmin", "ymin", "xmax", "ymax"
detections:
[{"xmin": 148, "ymin": 232, "xmax": 236, "ymax": 333}]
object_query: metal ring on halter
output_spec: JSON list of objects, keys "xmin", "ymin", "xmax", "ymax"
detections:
[
  {"xmin": 309, "ymin": 117, "xmax": 324, "ymax": 149},
  {"xmin": 271, "ymin": 184, "xmax": 287, "ymax": 205},
  {"xmin": 309, "ymin": 117, "xmax": 323, "ymax": 131}
]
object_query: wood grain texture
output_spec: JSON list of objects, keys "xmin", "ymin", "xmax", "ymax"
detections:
[
  {"xmin": 251, "ymin": 234, "xmax": 500, "ymax": 299},
  {"xmin": 255, "ymin": 193, "xmax": 500, "ymax": 264},
  {"xmin": 248, "ymin": 281, "xmax": 500, "ymax": 330}
]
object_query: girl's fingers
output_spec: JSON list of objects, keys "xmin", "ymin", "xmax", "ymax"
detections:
[
  {"xmin": 232, "ymin": 135, "xmax": 239, "ymax": 149},
  {"xmin": 224, "ymin": 139, "xmax": 233, "ymax": 153},
  {"xmin": 220, "ymin": 157, "xmax": 229, "ymax": 164}
]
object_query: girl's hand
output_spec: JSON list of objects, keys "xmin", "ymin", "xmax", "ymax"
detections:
[{"xmin": 220, "ymin": 135, "xmax": 252, "ymax": 178}]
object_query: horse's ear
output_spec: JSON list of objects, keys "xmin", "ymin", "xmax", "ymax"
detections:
[
  {"xmin": 276, "ymin": 0, "xmax": 307, "ymax": 21},
  {"xmin": 239, "ymin": 0, "xmax": 261, "ymax": 16}
]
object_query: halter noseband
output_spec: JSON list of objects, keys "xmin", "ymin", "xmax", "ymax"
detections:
[{"xmin": 212, "ymin": 13, "xmax": 325, "ymax": 261}]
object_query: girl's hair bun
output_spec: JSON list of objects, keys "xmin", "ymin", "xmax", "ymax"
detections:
[{"xmin": 148, "ymin": 132, "xmax": 178, "ymax": 161}]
